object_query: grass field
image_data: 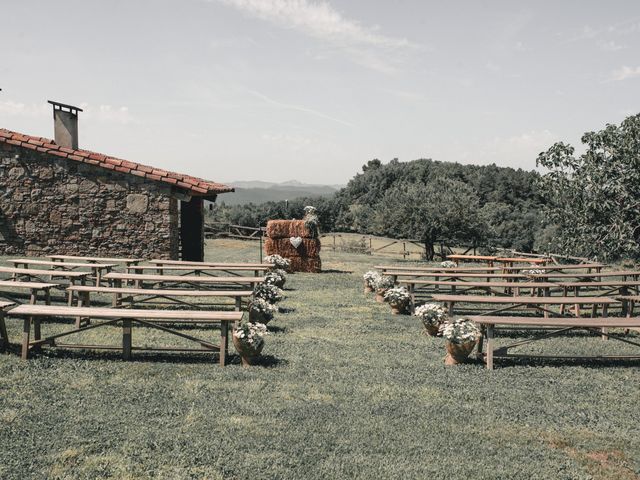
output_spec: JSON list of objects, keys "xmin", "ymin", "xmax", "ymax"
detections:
[{"xmin": 1, "ymin": 239, "xmax": 639, "ymax": 479}]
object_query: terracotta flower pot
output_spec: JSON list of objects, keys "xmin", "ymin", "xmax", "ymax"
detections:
[
  {"xmin": 232, "ymin": 335, "xmax": 264, "ymax": 367},
  {"xmin": 375, "ymin": 289, "xmax": 388, "ymax": 303},
  {"xmin": 444, "ymin": 340, "xmax": 476, "ymax": 365},
  {"xmin": 422, "ymin": 323, "xmax": 440, "ymax": 336},
  {"xmin": 389, "ymin": 301, "xmax": 409, "ymax": 315}
]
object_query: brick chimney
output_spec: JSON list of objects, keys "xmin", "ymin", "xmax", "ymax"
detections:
[{"xmin": 48, "ymin": 100, "xmax": 82, "ymax": 149}]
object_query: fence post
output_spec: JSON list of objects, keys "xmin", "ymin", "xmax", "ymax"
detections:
[
  {"xmin": 403, "ymin": 242, "xmax": 407, "ymax": 259},
  {"xmin": 333, "ymin": 234, "xmax": 336, "ymax": 251},
  {"xmin": 259, "ymin": 229, "xmax": 263, "ymax": 262},
  {"xmin": 369, "ymin": 237, "xmax": 372, "ymax": 255}
]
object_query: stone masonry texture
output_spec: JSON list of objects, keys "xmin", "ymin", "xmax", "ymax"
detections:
[{"xmin": 0, "ymin": 142, "xmax": 180, "ymax": 258}]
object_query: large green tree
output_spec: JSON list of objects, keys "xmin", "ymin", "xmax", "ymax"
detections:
[
  {"xmin": 373, "ymin": 179, "xmax": 484, "ymax": 259},
  {"xmin": 537, "ymin": 113, "xmax": 640, "ymax": 260}
]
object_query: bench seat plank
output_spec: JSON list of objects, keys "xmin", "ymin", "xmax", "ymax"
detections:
[
  {"xmin": 471, "ymin": 316, "xmax": 640, "ymax": 328},
  {"xmin": 9, "ymin": 305, "xmax": 242, "ymax": 320},
  {"xmin": 67, "ymin": 286, "xmax": 253, "ymax": 297},
  {"xmin": 431, "ymin": 294, "xmax": 618, "ymax": 304},
  {"xmin": 104, "ymin": 273, "xmax": 264, "ymax": 284}
]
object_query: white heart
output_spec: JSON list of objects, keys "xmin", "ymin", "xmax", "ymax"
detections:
[{"xmin": 289, "ymin": 236, "xmax": 302, "ymax": 248}]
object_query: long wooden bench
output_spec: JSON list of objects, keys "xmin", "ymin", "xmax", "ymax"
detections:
[
  {"xmin": 0, "ymin": 301, "xmax": 14, "ymax": 349},
  {"xmin": 149, "ymin": 259, "xmax": 272, "ymax": 269},
  {"xmin": 103, "ymin": 272, "xmax": 265, "ymax": 290},
  {"xmin": 470, "ymin": 316, "xmax": 640, "ymax": 369},
  {"xmin": 0, "ymin": 280, "xmax": 57, "ymax": 305},
  {"xmin": 8, "ymin": 305, "xmax": 243, "ymax": 365},
  {"xmin": 68, "ymin": 285, "xmax": 253, "ymax": 318},
  {"xmin": 447, "ymin": 254, "xmax": 498, "ymax": 266},
  {"xmin": 430, "ymin": 294, "xmax": 619, "ymax": 318},
  {"xmin": 126, "ymin": 264, "xmax": 268, "ymax": 277},
  {"xmin": 49, "ymin": 255, "xmax": 142, "ymax": 268},
  {"xmin": 9, "ymin": 259, "xmax": 117, "ymax": 285}
]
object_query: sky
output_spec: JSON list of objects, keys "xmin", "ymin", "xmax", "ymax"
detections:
[{"xmin": 1, "ymin": 0, "xmax": 639, "ymax": 185}]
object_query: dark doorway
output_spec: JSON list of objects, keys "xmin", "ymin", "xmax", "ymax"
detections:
[{"xmin": 180, "ymin": 197, "xmax": 204, "ymax": 261}]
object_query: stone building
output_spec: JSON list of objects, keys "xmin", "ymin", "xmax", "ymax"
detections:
[{"xmin": 0, "ymin": 101, "xmax": 233, "ymax": 260}]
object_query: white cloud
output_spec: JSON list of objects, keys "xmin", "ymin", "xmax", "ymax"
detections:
[
  {"xmin": 212, "ymin": 0, "xmax": 418, "ymax": 73},
  {"xmin": 479, "ymin": 130, "xmax": 557, "ymax": 168},
  {"xmin": 246, "ymin": 88, "xmax": 354, "ymax": 127},
  {"xmin": 0, "ymin": 100, "xmax": 48, "ymax": 118},
  {"xmin": 599, "ymin": 40, "xmax": 626, "ymax": 52},
  {"xmin": 80, "ymin": 103, "xmax": 137, "ymax": 125},
  {"xmin": 607, "ymin": 66, "xmax": 640, "ymax": 82}
]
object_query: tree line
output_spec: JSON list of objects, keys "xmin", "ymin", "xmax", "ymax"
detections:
[{"xmin": 209, "ymin": 113, "xmax": 640, "ymax": 261}]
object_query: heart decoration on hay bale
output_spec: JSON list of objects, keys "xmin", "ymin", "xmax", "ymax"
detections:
[{"xmin": 289, "ymin": 236, "xmax": 303, "ymax": 248}]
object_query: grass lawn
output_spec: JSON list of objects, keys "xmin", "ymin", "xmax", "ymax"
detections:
[{"xmin": 1, "ymin": 239, "xmax": 639, "ymax": 479}]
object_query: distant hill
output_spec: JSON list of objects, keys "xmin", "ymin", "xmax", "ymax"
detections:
[{"xmin": 219, "ymin": 180, "xmax": 343, "ymax": 205}]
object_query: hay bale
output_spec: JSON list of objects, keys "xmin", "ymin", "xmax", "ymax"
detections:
[
  {"xmin": 289, "ymin": 220, "xmax": 314, "ymax": 238},
  {"xmin": 266, "ymin": 220, "xmax": 293, "ymax": 239},
  {"xmin": 289, "ymin": 256, "xmax": 322, "ymax": 273},
  {"xmin": 264, "ymin": 238, "xmax": 321, "ymax": 257}
]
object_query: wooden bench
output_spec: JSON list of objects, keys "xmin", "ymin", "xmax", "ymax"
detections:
[
  {"xmin": 495, "ymin": 257, "xmax": 548, "ymax": 268},
  {"xmin": 8, "ymin": 305, "xmax": 243, "ymax": 365},
  {"xmin": 430, "ymin": 294, "xmax": 619, "ymax": 318},
  {"xmin": 470, "ymin": 315, "xmax": 640, "ymax": 369},
  {"xmin": 68, "ymin": 286, "xmax": 253, "ymax": 325},
  {"xmin": 0, "ymin": 280, "xmax": 57, "ymax": 305},
  {"xmin": 447, "ymin": 254, "xmax": 498, "ymax": 267},
  {"xmin": 49, "ymin": 255, "xmax": 142, "ymax": 268},
  {"xmin": 126, "ymin": 264, "xmax": 268, "ymax": 277},
  {"xmin": 401, "ymin": 280, "xmax": 559, "ymax": 305},
  {"xmin": 0, "ymin": 301, "xmax": 14, "ymax": 349},
  {"xmin": 149, "ymin": 259, "xmax": 272, "ymax": 269},
  {"xmin": 9, "ymin": 259, "xmax": 117, "ymax": 285},
  {"xmin": 103, "ymin": 272, "xmax": 265, "ymax": 290}
]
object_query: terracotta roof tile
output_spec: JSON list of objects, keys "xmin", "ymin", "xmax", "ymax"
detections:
[{"xmin": 0, "ymin": 128, "xmax": 234, "ymax": 196}]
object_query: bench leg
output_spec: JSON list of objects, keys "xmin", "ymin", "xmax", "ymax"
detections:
[
  {"xmin": 486, "ymin": 324, "xmax": 494, "ymax": 370},
  {"xmin": 0, "ymin": 312, "xmax": 7, "ymax": 349},
  {"xmin": 122, "ymin": 319, "xmax": 132, "ymax": 360},
  {"xmin": 21, "ymin": 317, "xmax": 31, "ymax": 360},
  {"xmin": 220, "ymin": 320, "xmax": 229, "ymax": 366}
]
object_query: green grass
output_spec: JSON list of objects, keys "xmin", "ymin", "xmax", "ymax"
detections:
[{"xmin": 1, "ymin": 240, "xmax": 639, "ymax": 479}]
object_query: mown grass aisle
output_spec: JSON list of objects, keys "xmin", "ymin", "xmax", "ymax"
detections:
[{"xmin": 0, "ymin": 239, "xmax": 639, "ymax": 479}]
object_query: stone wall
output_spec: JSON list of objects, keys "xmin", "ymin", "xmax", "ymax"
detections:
[{"xmin": 0, "ymin": 143, "xmax": 180, "ymax": 258}]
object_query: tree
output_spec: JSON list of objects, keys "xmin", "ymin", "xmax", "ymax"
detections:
[
  {"xmin": 373, "ymin": 179, "xmax": 483, "ymax": 260},
  {"xmin": 537, "ymin": 113, "xmax": 640, "ymax": 260}
]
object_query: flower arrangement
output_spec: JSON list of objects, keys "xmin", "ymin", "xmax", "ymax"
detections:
[
  {"xmin": 363, "ymin": 270, "xmax": 381, "ymax": 292},
  {"xmin": 372, "ymin": 275, "xmax": 395, "ymax": 290},
  {"xmin": 264, "ymin": 254, "xmax": 291, "ymax": 270},
  {"xmin": 303, "ymin": 205, "xmax": 320, "ymax": 238},
  {"xmin": 248, "ymin": 298, "xmax": 278, "ymax": 323},
  {"xmin": 265, "ymin": 269, "xmax": 287, "ymax": 288},
  {"xmin": 384, "ymin": 286, "xmax": 410, "ymax": 304},
  {"xmin": 522, "ymin": 268, "xmax": 545, "ymax": 278},
  {"xmin": 384, "ymin": 286, "xmax": 411, "ymax": 314},
  {"xmin": 440, "ymin": 318, "xmax": 481, "ymax": 365},
  {"xmin": 440, "ymin": 318, "xmax": 481, "ymax": 345},
  {"xmin": 440, "ymin": 261, "xmax": 457, "ymax": 268},
  {"xmin": 253, "ymin": 282, "xmax": 284, "ymax": 304},
  {"xmin": 233, "ymin": 322, "xmax": 268, "ymax": 348},
  {"xmin": 233, "ymin": 321, "xmax": 269, "ymax": 366},
  {"xmin": 414, "ymin": 303, "xmax": 448, "ymax": 335}
]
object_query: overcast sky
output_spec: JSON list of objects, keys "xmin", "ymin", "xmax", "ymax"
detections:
[{"xmin": 1, "ymin": 0, "xmax": 639, "ymax": 185}]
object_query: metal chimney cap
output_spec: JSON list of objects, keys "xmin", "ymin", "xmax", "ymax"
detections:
[{"xmin": 47, "ymin": 100, "xmax": 83, "ymax": 114}]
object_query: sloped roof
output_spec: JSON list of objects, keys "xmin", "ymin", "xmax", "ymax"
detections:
[{"xmin": 0, "ymin": 128, "xmax": 234, "ymax": 196}]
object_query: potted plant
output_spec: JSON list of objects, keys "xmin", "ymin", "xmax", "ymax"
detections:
[
  {"xmin": 384, "ymin": 287, "xmax": 411, "ymax": 314},
  {"xmin": 253, "ymin": 282, "xmax": 284, "ymax": 304},
  {"xmin": 522, "ymin": 268, "xmax": 545, "ymax": 280},
  {"xmin": 440, "ymin": 318, "xmax": 481, "ymax": 365},
  {"xmin": 363, "ymin": 270, "xmax": 381, "ymax": 294},
  {"xmin": 303, "ymin": 205, "xmax": 320, "ymax": 238},
  {"xmin": 440, "ymin": 260, "xmax": 457, "ymax": 269},
  {"xmin": 232, "ymin": 321, "xmax": 269, "ymax": 367},
  {"xmin": 264, "ymin": 254, "xmax": 292, "ymax": 272},
  {"xmin": 414, "ymin": 303, "xmax": 447, "ymax": 336},
  {"xmin": 372, "ymin": 275, "xmax": 395, "ymax": 303},
  {"xmin": 265, "ymin": 269, "xmax": 287, "ymax": 288},
  {"xmin": 248, "ymin": 298, "xmax": 278, "ymax": 324}
]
